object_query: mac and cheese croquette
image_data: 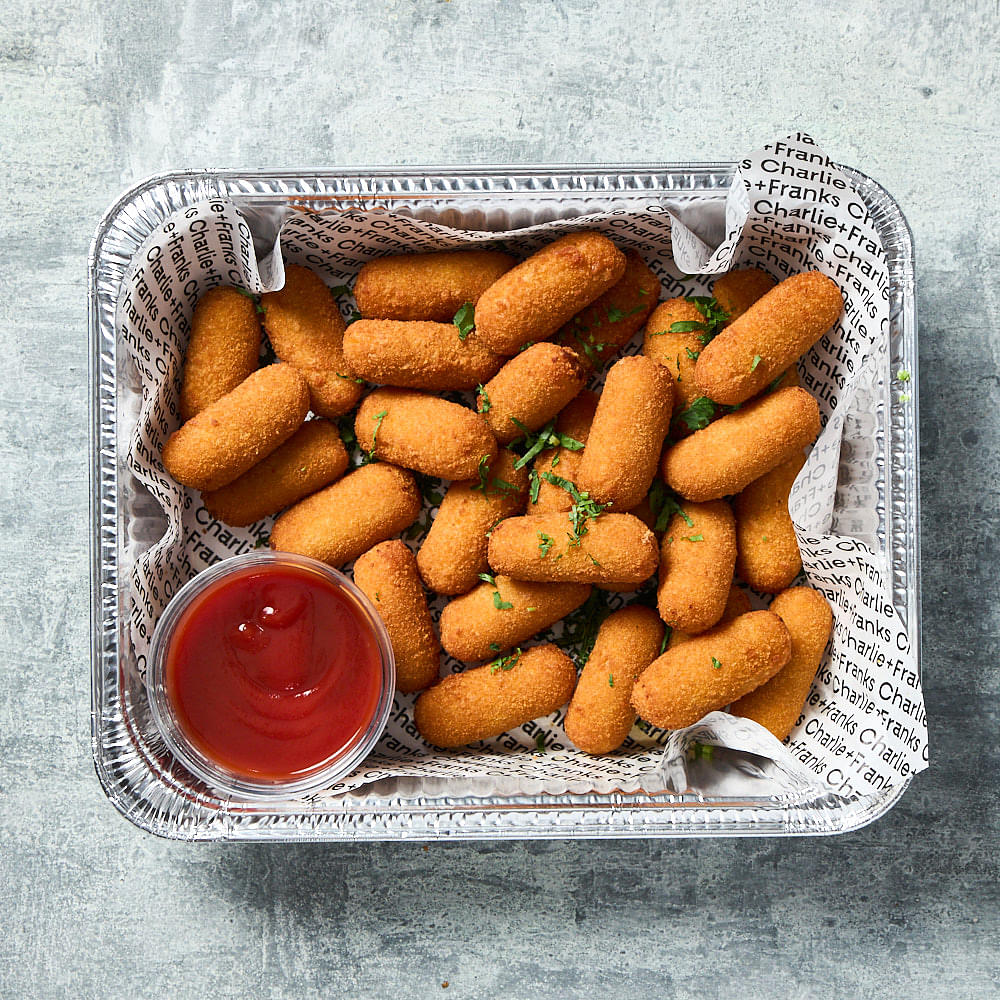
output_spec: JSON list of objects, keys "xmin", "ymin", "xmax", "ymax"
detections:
[
  {"xmin": 478, "ymin": 343, "xmax": 587, "ymax": 445},
  {"xmin": 730, "ymin": 586, "xmax": 833, "ymax": 740},
  {"xmin": 642, "ymin": 299, "xmax": 707, "ymax": 416},
  {"xmin": 669, "ymin": 584, "xmax": 752, "ymax": 649},
  {"xmin": 694, "ymin": 271, "xmax": 843, "ymax": 405},
  {"xmin": 269, "ymin": 462, "xmax": 422, "ymax": 567},
  {"xmin": 342, "ymin": 319, "xmax": 504, "ymax": 391},
  {"xmin": 201, "ymin": 419, "xmax": 348, "ymax": 527},
  {"xmin": 162, "ymin": 364, "xmax": 309, "ymax": 492},
  {"xmin": 354, "ymin": 249, "xmax": 517, "ymax": 321},
  {"xmin": 662, "ymin": 387, "xmax": 821, "ymax": 502},
  {"xmin": 261, "ymin": 264, "xmax": 363, "ymax": 418},
  {"xmin": 474, "ymin": 232, "xmax": 627, "ymax": 355},
  {"xmin": 353, "ymin": 540, "xmax": 441, "ymax": 694},
  {"xmin": 531, "ymin": 391, "xmax": 599, "ymax": 514},
  {"xmin": 488, "ymin": 512, "xmax": 659, "ymax": 586},
  {"xmin": 712, "ymin": 267, "xmax": 777, "ymax": 324},
  {"xmin": 439, "ymin": 576, "xmax": 591, "ymax": 662},
  {"xmin": 414, "ymin": 643, "xmax": 578, "ymax": 748},
  {"xmin": 416, "ymin": 450, "xmax": 528, "ymax": 596},
  {"xmin": 576, "ymin": 355, "xmax": 674, "ymax": 510},
  {"xmin": 179, "ymin": 286, "xmax": 261, "ymax": 421},
  {"xmin": 564, "ymin": 605, "xmax": 665, "ymax": 754},
  {"xmin": 734, "ymin": 452, "xmax": 806, "ymax": 593},
  {"xmin": 355, "ymin": 388, "xmax": 496, "ymax": 480},
  {"xmin": 557, "ymin": 249, "xmax": 660, "ymax": 368},
  {"xmin": 657, "ymin": 500, "xmax": 737, "ymax": 634},
  {"xmin": 631, "ymin": 611, "xmax": 792, "ymax": 729}
]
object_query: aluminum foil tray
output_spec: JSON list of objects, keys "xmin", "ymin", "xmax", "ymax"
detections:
[{"xmin": 88, "ymin": 165, "xmax": 919, "ymax": 840}]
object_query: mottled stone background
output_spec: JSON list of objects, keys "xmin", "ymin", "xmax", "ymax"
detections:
[{"xmin": 1, "ymin": 1, "xmax": 997, "ymax": 997}]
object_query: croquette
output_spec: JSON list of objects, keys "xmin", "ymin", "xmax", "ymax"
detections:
[
  {"xmin": 712, "ymin": 267, "xmax": 777, "ymax": 324},
  {"xmin": 531, "ymin": 391, "xmax": 599, "ymax": 514},
  {"xmin": 201, "ymin": 418, "xmax": 348, "ymax": 527},
  {"xmin": 642, "ymin": 299, "xmax": 707, "ymax": 416},
  {"xmin": 161, "ymin": 364, "xmax": 309, "ymax": 492},
  {"xmin": 631, "ymin": 611, "xmax": 791, "ymax": 729},
  {"xmin": 414, "ymin": 643, "xmax": 578, "ymax": 748}
]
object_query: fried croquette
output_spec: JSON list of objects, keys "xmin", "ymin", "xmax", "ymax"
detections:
[
  {"xmin": 342, "ymin": 319, "xmax": 504, "ymax": 391},
  {"xmin": 488, "ymin": 512, "xmax": 659, "ymax": 586},
  {"xmin": 576, "ymin": 355, "xmax": 674, "ymax": 510},
  {"xmin": 354, "ymin": 249, "xmax": 517, "ymax": 321},
  {"xmin": 179, "ymin": 286, "xmax": 261, "ymax": 421},
  {"xmin": 712, "ymin": 267, "xmax": 777, "ymax": 324},
  {"xmin": 661, "ymin": 387, "xmax": 821, "ymax": 502},
  {"xmin": 730, "ymin": 587, "xmax": 833, "ymax": 740},
  {"xmin": 417, "ymin": 451, "xmax": 528, "ymax": 596},
  {"xmin": 531, "ymin": 391, "xmax": 599, "ymax": 514},
  {"xmin": 414, "ymin": 643, "xmax": 578, "ymax": 748},
  {"xmin": 261, "ymin": 264, "xmax": 363, "ymax": 417},
  {"xmin": 478, "ymin": 343, "xmax": 587, "ymax": 445},
  {"xmin": 694, "ymin": 271, "xmax": 843, "ymax": 406},
  {"xmin": 556, "ymin": 249, "xmax": 660, "ymax": 368},
  {"xmin": 355, "ymin": 388, "xmax": 496, "ymax": 480},
  {"xmin": 564, "ymin": 605, "xmax": 664, "ymax": 754},
  {"xmin": 474, "ymin": 232, "xmax": 626, "ymax": 355},
  {"xmin": 439, "ymin": 576, "xmax": 591, "ymax": 662},
  {"xmin": 656, "ymin": 500, "xmax": 737, "ymax": 634},
  {"xmin": 162, "ymin": 364, "xmax": 309, "ymax": 492},
  {"xmin": 669, "ymin": 584, "xmax": 752, "ymax": 648},
  {"xmin": 631, "ymin": 611, "xmax": 791, "ymax": 729},
  {"xmin": 201, "ymin": 419, "xmax": 348, "ymax": 527},
  {"xmin": 734, "ymin": 452, "xmax": 806, "ymax": 593},
  {"xmin": 269, "ymin": 462, "xmax": 421, "ymax": 567},
  {"xmin": 353, "ymin": 540, "xmax": 441, "ymax": 694},
  {"xmin": 642, "ymin": 299, "xmax": 707, "ymax": 415}
]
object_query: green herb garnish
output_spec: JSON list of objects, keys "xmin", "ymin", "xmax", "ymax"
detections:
[
  {"xmin": 535, "ymin": 731, "xmax": 547, "ymax": 752},
  {"xmin": 365, "ymin": 409, "xmax": 388, "ymax": 462},
  {"xmin": 674, "ymin": 396, "xmax": 715, "ymax": 432},
  {"xmin": 711, "ymin": 657, "xmax": 723, "ymax": 670},
  {"xmin": 685, "ymin": 347, "xmax": 700, "ymax": 361},
  {"xmin": 608, "ymin": 673, "xmax": 615, "ymax": 688},
  {"xmin": 607, "ymin": 304, "xmax": 643, "ymax": 323},
  {"xmin": 562, "ymin": 589, "xmax": 611, "ymax": 666},
  {"xmin": 477, "ymin": 383, "xmax": 491, "ymax": 413},
  {"xmin": 751, "ymin": 355, "xmax": 762, "ymax": 371},
  {"xmin": 540, "ymin": 472, "xmax": 611, "ymax": 543},
  {"xmin": 489, "ymin": 642, "xmax": 501, "ymax": 652},
  {"xmin": 492, "ymin": 591, "xmax": 513, "ymax": 610},
  {"xmin": 538, "ymin": 532, "xmax": 555, "ymax": 558},
  {"xmin": 686, "ymin": 296, "xmax": 730, "ymax": 344},
  {"xmin": 528, "ymin": 469, "xmax": 542, "ymax": 504},
  {"xmin": 666, "ymin": 320, "xmax": 708, "ymax": 335},
  {"xmin": 659, "ymin": 625, "xmax": 673, "ymax": 654},
  {"xmin": 648, "ymin": 481, "xmax": 693, "ymax": 532},
  {"xmin": 510, "ymin": 418, "xmax": 584, "ymax": 471},
  {"xmin": 453, "ymin": 301, "xmax": 475, "ymax": 341},
  {"xmin": 681, "ymin": 533, "xmax": 704, "ymax": 542},
  {"xmin": 766, "ymin": 371, "xmax": 788, "ymax": 393},
  {"xmin": 490, "ymin": 648, "xmax": 522, "ymax": 673}
]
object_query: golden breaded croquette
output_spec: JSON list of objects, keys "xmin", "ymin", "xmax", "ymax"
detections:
[
  {"xmin": 261, "ymin": 264, "xmax": 363, "ymax": 418},
  {"xmin": 179, "ymin": 286, "xmax": 261, "ymax": 421},
  {"xmin": 712, "ymin": 267, "xmax": 777, "ymax": 324},
  {"xmin": 162, "ymin": 364, "xmax": 309, "ymax": 492},
  {"xmin": 669, "ymin": 584, "xmax": 751, "ymax": 648},
  {"xmin": 354, "ymin": 249, "xmax": 517, "ymax": 322},
  {"xmin": 642, "ymin": 299, "xmax": 707, "ymax": 416},
  {"xmin": 657, "ymin": 500, "xmax": 737, "ymax": 634},
  {"xmin": 478, "ymin": 343, "xmax": 587, "ymax": 445},
  {"xmin": 342, "ymin": 319, "xmax": 503, "ymax": 391},
  {"xmin": 576, "ymin": 355, "xmax": 674, "ymax": 510},
  {"xmin": 414, "ymin": 643, "xmax": 578, "ymax": 748},
  {"xmin": 694, "ymin": 271, "xmax": 843, "ymax": 406},
  {"xmin": 730, "ymin": 587, "xmax": 833, "ymax": 740},
  {"xmin": 417, "ymin": 451, "xmax": 528, "ymax": 596},
  {"xmin": 439, "ymin": 576, "xmax": 591, "ymax": 662},
  {"xmin": 556, "ymin": 249, "xmax": 660, "ymax": 368},
  {"xmin": 631, "ymin": 611, "xmax": 791, "ymax": 729},
  {"xmin": 564, "ymin": 605, "xmax": 664, "ymax": 754},
  {"xmin": 201, "ymin": 419, "xmax": 348, "ymax": 527},
  {"xmin": 531, "ymin": 391, "xmax": 598, "ymax": 514},
  {"xmin": 270, "ymin": 462, "xmax": 421, "ymax": 567},
  {"xmin": 355, "ymin": 388, "xmax": 496, "ymax": 480},
  {"xmin": 353, "ymin": 540, "xmax": 441, "ymax": 694},
  {"xmin": 734, "ymin": 452, "xmax": 806, "ymax": 593},
  {"xmin": 662, "ymin": 387, "xmax": 821, "ymax": 502},
  {"xmin": 474, "ymin": 232, "xmax": 626, "ymax": 355},
  {"xmin": 488, "ymin": 512, "xmax": 659, "ymax": 586}
]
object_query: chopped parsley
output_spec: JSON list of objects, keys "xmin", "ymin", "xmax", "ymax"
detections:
[
  {"xmin": 681, "ymin": 533, "xmax": 704, "ymax": 542},
  {"xmin": 648, "ymin": 481, "xmax": 693, "ymax": 532},
  {"xmin": 606, "ymin": 304, "xmax": 643, "ymax": 323},
  {"xmin": 510, "ymin": 418, "xmax": 584, "ymax": 471},
  {"xmin": 535, "ymin": 731, "xmax": 547, "ymax": 752},
  {"xmin": 328, "ymin": 284, "xmax": 353, "ymax": 299},
  {"xmin": 562, "ymin": 589, "xmax": 611, "ymax": 666},
  {"xmin": 751, "ymin": 354, "xmax": 762, "ymax": 371},
  {"xmin": 335, "ymin": 372, "xmax": 364, "ymax": 384},
  {"xmin": 478, "ymin": 572, "xmax": 496, "ymax": 586},
  {"xmin": 365, "ymin": 408, "xmax": 388, "ymax": 462},
  {"xmin": 685, "ymin": 296, "xmax": 730, "ymax": 344},
  {"xmin": 667, "ymin": 320, "xmax": 707, "ymax": 335},
  {"xmin": 537, "ymin": 532, "xmax": 555, "ymax": 558},
  {"xmin": 489, "ymin": 642, "xmax": 501, "ymax": 652},
  {"xmin": 608, "ymin": 673, "xmax": 615, "ymax": 688},
  {"xmin": 711, "ymin": 657, "xmax": 723, "ymax": 670},
  {"xmin": 492, "ymin": 591, "xmax": 513, "ymax": 610},
  {"xmin": 685, "ymin": 347, "xmax": 700, "ymax": 361},
  {"xmin": 489, "ymin": 648, "xmax": 521, "ymax": 673},
  {"xmin": 453, "ymin": 301, "xmax": 475, "ymax": 341},
  {"xmin": 587, "ymin": 552, "xmax": 603, "ymax": 567},
  {"xmin": 528, "ymin": 469, "xmax": 542, "ymax": 504},
  {"xmin": 348, "ymin": 308, "xmax": 363, "ymax": 323},
  {"xmin": 659, "ymin": 625, "xmax": 672, "ymax": 654},
  {"xmin": 477, "ymin": 383, "xmax": 491, "ymax": 413},
  {"xmin": 540, "ymin": 472, "xmax": 611, "ymax": 543},
  {"xmin": 767, "ymin": 371, "xmax": 788, "ymax": 392},
  {"xmin": 673, "ymin": 396, "xmax": 716, "ymax": 432}
]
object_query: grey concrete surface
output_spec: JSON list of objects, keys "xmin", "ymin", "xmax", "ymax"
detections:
[{"xmin": 1, "ymin": 1, "xmax": 997, "ymax": 997}]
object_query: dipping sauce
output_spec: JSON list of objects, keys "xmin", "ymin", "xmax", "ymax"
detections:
[{"xmin": 164, "ymin": 560, "xmax": 384, "ymax": 781}]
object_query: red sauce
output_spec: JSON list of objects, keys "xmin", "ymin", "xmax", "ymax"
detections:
[{"xmin": 165, "ymin": 562, "xmax": 383, "ymax": 780}]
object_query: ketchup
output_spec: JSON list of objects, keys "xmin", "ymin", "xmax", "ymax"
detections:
[{"xmin": 164, "ymin": 562, "xmax": 383, "ymax": 780}]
